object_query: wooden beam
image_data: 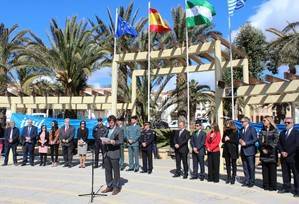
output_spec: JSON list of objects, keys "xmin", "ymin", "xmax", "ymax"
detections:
[
  {"xmin": 114, "ymin": 42, "xmax": 214, "ymax": 63},
  {"xmin": 265, "ymin": 75, "xmax": 287, "ymax": 83},
  {"xmin": 244, "ymin": 93, "xmax": 299, "ymax": 105},
  {"xmin": 284, "ymin": 72, "xmax": 299, "ymax": 80},
  {"xmin": 237, "ymin": 79, "xmax": 299, "ymax": 97}
]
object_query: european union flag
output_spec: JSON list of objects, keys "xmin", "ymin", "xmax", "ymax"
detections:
[{"xmin": 115, "ymin": 16, "xmax": 138, "ymax": 38}]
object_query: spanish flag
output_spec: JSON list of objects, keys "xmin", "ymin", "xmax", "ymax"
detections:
[{"xmin": 150, "ymin": 8, "xmax": 171, "ymax": 32}]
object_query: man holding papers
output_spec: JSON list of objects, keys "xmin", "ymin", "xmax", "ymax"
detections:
[{"xmin": 101, "ymin": 115, "xmax": 124, "ymax": 196}]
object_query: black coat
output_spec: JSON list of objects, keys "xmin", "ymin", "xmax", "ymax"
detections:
[
  {"xmin": 190, "ymin": 130, "xmax": 206, "ymax": 156},
  {"xmin": 37, "ymin": 132, "xmax": 50, "ymax": 146},
  {"xmin": 140, "ymin": 129, "xmax": 155, "ymax": 151},
  {"xmin": 173, "ymin": 129, "xmax": 190, "ymax": 154},
  {"xmin": 222, "ymin": 129, "xmax": 239, "ymax": 159},
  {"xmin": 258, "ymin": 127, "xmax": 279, "ymax": 163},
  {"xmin": 278, "ymin": 128, "xmax": 299, "ymax": 163}
]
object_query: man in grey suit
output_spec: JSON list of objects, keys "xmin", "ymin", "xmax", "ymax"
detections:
[
  {"xmin": 101, "ymin": 115, "xmax": 124, "ymax": 195},
  {"xmin": 21, "ymin": 119, "xmax": 38, "ymax": 166},
  {"xmin": 59, "ymin": 118, "xmax": 75, "ymax": 168},
  {"xmin": 190, "ymin": 120, "xmax": 206, "ymax": 180}
]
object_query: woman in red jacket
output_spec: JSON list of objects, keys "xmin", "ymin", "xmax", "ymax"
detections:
[{"xmin": 205, "ymin": 123, "xmax": 221, "ymax": 183}]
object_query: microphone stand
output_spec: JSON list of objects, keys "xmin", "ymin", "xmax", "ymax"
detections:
[{"xmin": 78, "ymin": 144, "xmax": 107, "ymax": 202}]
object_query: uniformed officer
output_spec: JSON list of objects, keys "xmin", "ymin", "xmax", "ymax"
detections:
[
  {"xmin": 93, "ymin": 118, "xmax": 108, "ymax": 168},
  {"xmin": 117, "ymin": 116, "xmax": 126, "ymax": 171},
  {"xmin": 126, "ymin": 115, "xmax": 141, "ymax": 172},
  {"xmin": 140, "ymin": 121, "xmax": 155, "ymax": 174}
]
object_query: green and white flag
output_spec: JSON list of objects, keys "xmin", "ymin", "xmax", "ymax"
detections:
[{"xmin": 186, "ymin": 0, "xmax": 216, "ymax": 28}]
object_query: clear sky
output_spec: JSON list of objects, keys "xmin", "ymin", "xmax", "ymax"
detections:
[{"xmin": 1, "ymin": 0, "xmax": 298, "ymax": 89}]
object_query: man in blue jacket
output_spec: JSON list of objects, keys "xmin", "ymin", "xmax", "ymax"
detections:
[
  {"xmin": 21, "ymin": 119, "xmax": 38, "ymax": 166},
  {"xmin": 190, "ymin": 120, "xmax": 206, "ymax": 180},
  {"xmin": 239, "ymin": 116, "xmax": 258, "ymax": 187},
  {"xmin": 126, "ymin": 116, "xmax": 141, "ymax": 172}
]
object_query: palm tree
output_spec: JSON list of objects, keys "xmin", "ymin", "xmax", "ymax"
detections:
[
  {"xmin": 18, "ymin": 17, "xmax": 108, "ymax": 96},
  {"xmin": 189, "ymin": 79, "xmax": 215, "ymax": 122},
  {"xmin": 0, "ymin": 23, "xmax": 28, "ymax": 95},
  {"xmin": 267, "ymin": 21, "xmax": 299, "ymax": 74}
]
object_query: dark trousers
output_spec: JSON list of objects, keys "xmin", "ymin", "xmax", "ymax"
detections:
[
  {"xmin": 50, "ymin": 144, "xmax": 59, "ymax": 163},
  {"xmin": 104, "ymin": 156, "xmax": 121, "ymax": 188},
  {"xmin": 152, "ymin": 144, "xmax": 158, "ymax": 159},
  {"xmin": 141, "ymin": 148, "xmax": 153, "ymax": 172},
  {"xmin": 281, "ymin": 158, "xmax": 299, "ymax": 194},
  {"xmin": 261, "ymin": 162, "xmax": 277, "ymax": 190},
  {"xmin": 241, "ymin": 155, "xmax": 255, "ymax": 185},
  {"xmin": 192, "ymin": 152, "xmax": 205, "ymax": 178},
  {"xmin": 40, "ymin": 153, "xmax": 47, "ymax": 165},
  {"xmin": 225, "ymin": 157, "xmax": 237, "ymax": 179},
  {"xmin": 23, "ymin": 143, "xmax": 34, "ymax": 165},
  {"xmin": 94, "ymin": 140, "xmax": 104, "ymax": 166},
  {"xmin": 4, "ymin": 143, "xmax": 17, "ymax": 164},
  {"xmin": 62, "ymin": 144, "xmax": 73, "ymax": 165},
  {"xmin": 207, "ymin": 152, "xmax": 220, "ymax": 182},
  {"xmin": 175, "ymin": 150, "xmax": 188, "ymax": 176}
]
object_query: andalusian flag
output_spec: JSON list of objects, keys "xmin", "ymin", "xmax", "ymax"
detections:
[
  {"xmin": 186, "ymin": 0, "xmax": 216, "ymax": 28},
  {"xmin": 149, "ymin": 8, "xmax": 171, "ymax": 32}
]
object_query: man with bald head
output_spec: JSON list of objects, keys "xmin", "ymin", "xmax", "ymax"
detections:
[
  {"xmin": 277, "ymin": 117, "xmax": 299, "ymax": 197},
  {"xmin": 21, "ymin": 119, "xmax": 38, "ymax": 166},
  {"xmin": 59, "ymin": 118, "xmax": 75, "ymax": 168}
]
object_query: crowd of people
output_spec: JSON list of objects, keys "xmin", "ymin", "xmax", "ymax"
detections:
[{"xmin": 0, "ymin": 115, "xmax": 298, "ymax": 197}]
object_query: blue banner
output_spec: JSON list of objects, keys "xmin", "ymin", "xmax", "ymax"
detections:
[{"xmin": 11, "ymin": 113, "xmax": 108, "ymax": 139}]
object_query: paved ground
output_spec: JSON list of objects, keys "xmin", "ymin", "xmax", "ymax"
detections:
[{"xmin": 0, "ymin": 154, "xmax": 298, "ymax": 204}]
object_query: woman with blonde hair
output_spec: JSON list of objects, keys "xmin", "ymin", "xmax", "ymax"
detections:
[{"xmin": 259, "ymin": 115, "xmax": 279, "ymax": 191}]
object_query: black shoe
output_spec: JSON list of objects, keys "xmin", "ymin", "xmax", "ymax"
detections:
[
  {"xmin": 248, "ymin": 183, "xmax": 254, "ymax": 188},
  {"xmin": 140, "ymin": 170, "xmax": 147, "ymax": 173},
  {"xmin": 278, "ymin": 189, "xmax": 290, "ymax": 194},
  {"xmin": 2, "ymin": 163, "xmax": 7, "ymax": 166},
  {"xmin": 231, "ymin": 177, "xmax": 235, "ymax": 184},
  {"xmin": 120, "ymin": 167, "xmax": 125, "ymax": 171},
  {"xmin": 190, "ymin": 177, "xmax": 198, "ymax": 180},
  {"xmin": 14, "ymin": 163, "xmax": 18, "ymax": 166},
  {"xmin": 183, "ymin": 175, "xmax": 188, "ymax": 179},
  {"xmin": 226, "ymin": 177, "xmax": 231, "ymax": 184},
  {"xmin": 173, "ymin": 174, "xmax": 180, "ymax": 178},
  {"xmin": 30, "ymin": 164, "xmax": 34, "ymax": 166},
  {"xmin": 241, "ymin": 183, "xmax": 249, "ymax": 187},
  {"xmin": 63, "ymin": 164, "xmax": 68, "ymax": 167},
  {"xmin": 21, "ymin": 163, "xmax": 26, "ymax": 166},
  {"xmin": 126, "ymin": 169, "xmax": 134, "ymax": 171},
  {"xmin": 148, "ymin": 171, "xmax": 152, "ymax": 174},
  {"xmin": 199, "ymin": 177, "xmax": 204, "ymax": 181},
  {"xmin": 68, "ymin": 164, "xmax": 72, "ymax": 168},
  {"xmin": 94, "ymin": 165, "xmax": 99, "ymax": 168},
  {"xmin": 294, "ymin": 194, "xmax": 299, "ymax": 198},
  {"xmin": 134, "ymin": 169, "xmax": 139, "ymax": 172}
]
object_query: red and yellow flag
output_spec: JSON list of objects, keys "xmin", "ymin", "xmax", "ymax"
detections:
[{"xmin": 149, "ymin": 8, "xmax": 171, "ymax": 32}]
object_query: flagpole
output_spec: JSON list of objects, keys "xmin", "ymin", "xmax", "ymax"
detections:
[
  {"xmin": 114, "ymin": 8, "xmax": 118, "ymax": 61},
  {"xmin": 111, "ymin": 8, "xmax": 119, "ymax": 115},
  {"xmin": 228, "ymin": 13, "xmax": 235, "ymax": 120},
  {"xmin": 185, "ymin": 0, "xmax": 190, "ymax": 130},
  {"xmin": 147, "ymin": 0, "xmax": 151, "ymax": 122}
]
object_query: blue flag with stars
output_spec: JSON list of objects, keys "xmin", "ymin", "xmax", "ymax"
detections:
[{"xmin": 115, "ymin": 16, "xmax": 138, "ymax": 38}]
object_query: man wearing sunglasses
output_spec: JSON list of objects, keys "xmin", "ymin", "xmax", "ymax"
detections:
[
  {"xmin": 239, "ymin": 117, "xmax": 258, "ymax": 188},
  {"xmin": 277, "ymin": 117, "xmax": 299, "ymax": 197}
]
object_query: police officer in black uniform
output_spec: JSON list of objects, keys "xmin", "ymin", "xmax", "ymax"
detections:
[
  {"xmin": 140, "ymin": 121, "xmax": 155, "ymax": 174},
  {"xmin": 93, "ymin": 118, "xmax": 108, "ymax": 168}
]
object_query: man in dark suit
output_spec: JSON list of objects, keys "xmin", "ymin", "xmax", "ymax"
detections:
[
  {"xmin": 277, "ymin": 117, "xmax": 299, "ymax": 197},
  {"xmin": 190, "ymin": 120, "xmax": 206, "ymax": 180},
  {"xmin": 173, "ymin": 121, "xmax": 190, "ymax": 179},
  {"xmin": 59, "ymin": 118, "xmax": 75, "ymax": 168},
  {"xmin": 239, "ymin": 116, "xmax": 258, "ymax": 187},
  {"xmin": 21, "ymin": 119, "xmax": 38, "ymax": 166},
  {"xmin": 140, "ymin": 121, "xmax": 155, "ymax": 174},
  {"xmin": 3, "ymin": 121, "xmax": 19, "ymax": 166},
  {"xmin": 101, "ymin": 115, "xmax": 124, "ymax": 195}
]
